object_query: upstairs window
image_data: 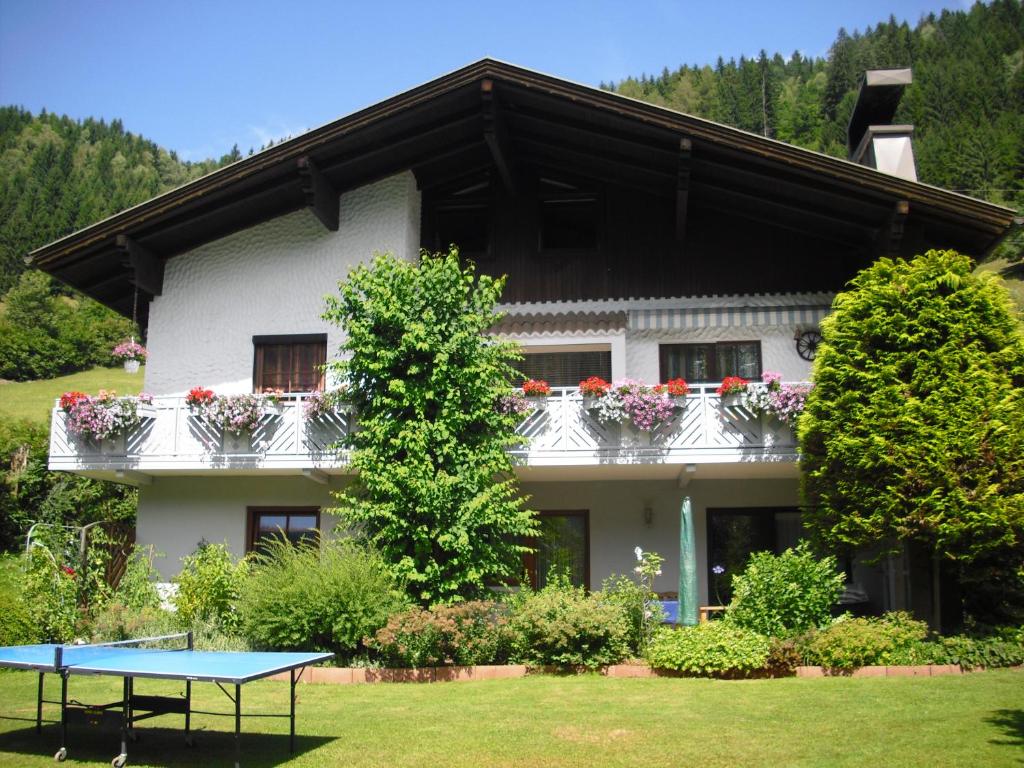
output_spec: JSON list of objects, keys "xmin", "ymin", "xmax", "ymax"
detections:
[
  {"xmin": 427, "ymin": 179, "xmax": 491, "ymax": 259},
  {"xmin": 513, "ymin": 350, "xmax": 611, "ymax": 389},
  {"xmin": 253, "ymin": 334, "xmax": 326, "ymax": 393},
  {"xmin": 659, "ymin": 341, "xmax": 761, "ymax": 383},
  {"xmin": 539, "ymin": 177, "xmax": 599, "ymax": 251}
]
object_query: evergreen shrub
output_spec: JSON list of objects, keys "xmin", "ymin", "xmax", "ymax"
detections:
[
  {"xmin": 238, "ymin": 537, "xmax": 407, "ymax": 661},
  {"xmin": 646, "ymin": 622, "xmax": 771, "ymax": 677}
]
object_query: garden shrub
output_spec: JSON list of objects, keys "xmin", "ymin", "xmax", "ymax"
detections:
[
  {"xmin": 367, "ymin": 601, "xmax": 511, "ymax": 667},
  {"xmin": 803, "ymin": 612, "xmax": 929, "ymax": 670},
  {"xmin": 727, "ymin": 543, "xmax": 845, "ymax": 637},
  {"xmin": 23, "ymin": 543, "xmax": 80, "ymax": 642},
  {"xmin": 92, "ymin": 601, "xmax": 175, "ymax": 642},
  {"xmin": 647, "ymin": 622, "xmax": 771, "ymax": 677},
  {"xmin": 0, "ymin": 555, "xmax": 38, "ymax": 645},
  {"xmin": 111, "ymin": 546, "xmax": 162, "ymax": 611},
  {"xmin": 238, "ymin": 537, "xmax": 407, "ymax": 660},
  {"xmin": 506, "ymin": 574, "xmax": 629, "ymax": 669},
  {"xmin": 173, "ymin": 541, "xmax": 247, "ymax": 633},
  {"xmin": 924, "ymin": 634, "xmax": 1024, "ymax": 670},
  {"xmin": 601, "ymin": 550, "xmax": 666, "ymax": 657}
]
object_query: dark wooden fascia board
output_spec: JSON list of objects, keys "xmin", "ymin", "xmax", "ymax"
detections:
[{"xmin": 28, "ymin": 58, "xmax": 1015, "ymax": 271}]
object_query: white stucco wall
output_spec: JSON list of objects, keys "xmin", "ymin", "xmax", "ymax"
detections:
[
  {"xmin": 144, "ymin": 172, "xmax": 421, "ymax": 396},
  {"xmin": 521, "ymin": 478, "xmax": 800, "ymax": 602},
  {"xmin": 625, "ymin": 326, "xmax": 812, "ymax": 383},
  {"xmin": 138, "ymin": 476, "xmax": 349, "ymax": 580}
]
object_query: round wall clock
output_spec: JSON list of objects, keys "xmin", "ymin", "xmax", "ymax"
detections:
[{"xmin": 796, "ymin": 330, "xmax": 822, "ymax": 361}]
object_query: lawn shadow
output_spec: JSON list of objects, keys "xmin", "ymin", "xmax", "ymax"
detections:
[
  {"xmin": 986, "ymin": 709, "xmax": 1024, "ymax": 763},
  {"xmin": 0, "ymin": 721, "xmax": 335, "ymax": 767},
  {"xmin": 999, "ymin": 262, "xmax": 1024, "ymax": 280}
]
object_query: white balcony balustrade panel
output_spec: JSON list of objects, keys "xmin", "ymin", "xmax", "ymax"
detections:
[{"xmin": 49, "ymin": 386, "xmax": 803, "ymax": 476}]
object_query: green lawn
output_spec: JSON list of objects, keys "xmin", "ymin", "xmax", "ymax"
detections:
[
  {"xmin": 0, "ymin": 366, "xmax": 145, "ymax": 424},
  {"xmin": 0, "ymin": 669, "xmax": 1021, "ymax": 767}
]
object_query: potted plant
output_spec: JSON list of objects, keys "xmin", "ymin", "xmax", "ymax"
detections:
[
  {"xmin": 716, "ymin": 376, "xmax": 749, "ymax": 407},
  {"xmin": 743, "ymin": 372, "xmax": 813, "ymax": 425},
  {"xmin": 578, "ymin": 376, "xmax": 611, "ymax": 409},
  {"xmin": 187, "ymin": 388, "xmax": 268, "ymax": 453},
  {"xmin": 111, "ymin": 339, "xmax": 147, "ymax": 374},
  {"xmin": 302, "ymin": 388, "xmax": 347, "ymax": 421},
  {"xmin": 521, "ymin": 379, "xmax": 552, "ymax": 398},
  {"xmin": 654, "ymin": 377, "xmax": 690, "ymax": 403},
  {"xmin": 60, "ymin": 390, "xmax": 154, "ymax": 453}
]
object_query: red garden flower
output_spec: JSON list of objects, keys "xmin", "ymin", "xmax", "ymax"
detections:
[
  {"xmin": 186, "ymin": 387, "xmax": 215, "ymax": 407},
  {"xmin": 716, "ymin": 376, "xmax": 749, "ymax": 397},
  {"xmin": 61, "ymin": 565, "xmax": 76, "ymax": 578},
  {"xmin": 521, "ymin": 379, "xmax": 552, "ymax": 397},
  {"xmin": 657, "ymin": 378, "xmax": 689, "ymax": 397},
  {"xmin": 59, "ymin": 391, "xmax": 88, "ymax": 411},
  {"xmin": 578, "ymin": 376, "xmax": 611, "ymax": 397}
]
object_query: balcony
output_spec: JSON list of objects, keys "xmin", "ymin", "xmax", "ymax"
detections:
[{"xmin": 48, "ymin": 387, "xmax": 801, "ymax": 483}]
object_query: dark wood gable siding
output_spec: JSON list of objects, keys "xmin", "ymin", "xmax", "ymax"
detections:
[{"xmin": 422, "ymin": 169, "xmax": 871, "ymax": 303}]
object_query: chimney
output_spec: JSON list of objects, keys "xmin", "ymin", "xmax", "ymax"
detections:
[{"xmin": 847, "ymin": 68, "xmax": 917, "ymax": 182}]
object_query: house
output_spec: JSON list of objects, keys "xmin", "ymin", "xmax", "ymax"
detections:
[{"xmin": 32, "ymin": 61, "xmax": 1016, "ymax": 617}]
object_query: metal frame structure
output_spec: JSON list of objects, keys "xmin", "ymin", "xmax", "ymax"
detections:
[{"xmin": 0, "ymin": 634, "xmax": 332, "ymax": 767}]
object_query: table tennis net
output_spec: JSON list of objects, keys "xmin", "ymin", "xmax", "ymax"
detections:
[{"xmin": 57, "ymin": 632, "xmax": 191, "ymax": 669}]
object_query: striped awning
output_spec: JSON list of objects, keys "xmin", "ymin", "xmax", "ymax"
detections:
[{"xmin": 628, "ymin": 305, "xmax": 831, "ymax": 331}]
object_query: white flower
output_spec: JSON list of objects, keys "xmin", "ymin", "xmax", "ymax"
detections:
[
  {"xmin": 655, "ymin": 570, "xmax": 662, "ymax": 576},
  {"xmin": 633, "ymin": 566, "xmax": 643, "ymax": 574},
  {"xmin": 644, "ymin": 610, "xmax": 652, "ymax": 619},
  {"xmin": 634, "ymin": 546, "xmax": 643, "ymax": 561}
]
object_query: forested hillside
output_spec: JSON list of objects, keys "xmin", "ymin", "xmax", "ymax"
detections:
[{"xmin": 605, "ymin": 0, "xmax": 1024, "ymax": 238}]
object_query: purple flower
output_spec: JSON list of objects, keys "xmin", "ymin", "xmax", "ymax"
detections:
[{"xmin": 712, "ymin": 565, "xmax": 725, "ymax": 575}]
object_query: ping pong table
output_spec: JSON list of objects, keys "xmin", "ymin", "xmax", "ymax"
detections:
[{"xmin": 0, "ymin": 633, "xmax": 332, "ymax": 767}]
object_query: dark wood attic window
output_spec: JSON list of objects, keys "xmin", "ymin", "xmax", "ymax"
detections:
[
  {"xmin": 538, "ymin": 177, "xmax": 600, "ymax": 252},
  {"xmin": 428, "ymin": 179, "xmax": 492, "ymax": 258}
]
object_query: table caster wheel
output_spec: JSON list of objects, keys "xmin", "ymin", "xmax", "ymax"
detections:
[
  {"xmin": 54, "ymin": 747, "xmax": 67, "ymax": 762},
  {"xmin": 112, "ymin": 754, "xmax": 127, "ymax": 768}
]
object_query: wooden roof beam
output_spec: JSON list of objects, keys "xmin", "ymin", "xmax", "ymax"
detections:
[
  {"xmin": 115, "ymin": 235, "xmax": 164, "ymax": 296},
  {"xmin": 676, "ymin": 138, "xmax": 692, "ymax": 243},
  {"xmin": 297, "ymin": 157, "xmax": 340, "ymax": 231},
  {"xmin": 878, "ymin": 200, "xmax": 910, "ymax": 256},
  {"xmin": 481, "ymin": 79, "xmax": 516, "ymax": 196}
]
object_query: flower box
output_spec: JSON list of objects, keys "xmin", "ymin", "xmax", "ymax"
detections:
[
  {"xmin": 720, "ymin": 393, "xmax": 744, "ymax": 408},
  {"xmin": 221, "ymin": 431, "xmax": 255, "ymax": 455}
]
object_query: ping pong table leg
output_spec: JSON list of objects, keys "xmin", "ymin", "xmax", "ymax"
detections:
[
  {"xmin": 112, "ymin": 676, "xmax": 129, "ymax": 768},
  {"xmin": 36, "ymin": 672, "xmax": 44, "ymax": 734},
  {"xmin": 55, "ymin": 671, "xmax": 68, "ymax": 762},
  {"xmin": 184, "ymin": 679, "xmax": 192, "ymax": 745},
  {"xmin": 289, "ymin": 669, "xmax": 296, "ymax": 753},
  {"xmin": 234, "ymin": 683, "xmax": 241, "ymax": 768}
]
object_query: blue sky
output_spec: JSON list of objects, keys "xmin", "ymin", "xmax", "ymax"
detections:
[{"xmin": 0, "ymin": 0, "xmax": 969, "ymax": 161}]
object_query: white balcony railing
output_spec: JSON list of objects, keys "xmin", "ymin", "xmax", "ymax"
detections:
[{"xmin": 49, "ymin": 386, "xmax": 801, "ymax": 477}]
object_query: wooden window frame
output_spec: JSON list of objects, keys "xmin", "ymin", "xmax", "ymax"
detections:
[
  {"xmin": 246, "ymin": 506, "xmax": 321, "ymax": 553},
  {"xmin": 522, "ymin": 509, "xmax": 591, "ymax": 591},
  {"xmin": 252, "ymin": 334, "xmax": 327, "ymax": 393},
  {"xmin": 658, "ymin": 340, "xmax": 763, "ymax": 383}
]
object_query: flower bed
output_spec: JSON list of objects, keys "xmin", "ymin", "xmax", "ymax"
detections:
[
  {"xmin": 578, "ymin": 377, "xmax": 686, "ymax": 432},
  {"xmin": 60, "ymin": 390, "xmax": 154, "ymax": 442}
]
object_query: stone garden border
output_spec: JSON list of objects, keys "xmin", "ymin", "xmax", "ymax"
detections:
[{"xmin": 269, "ymin": 663, "xmax": 979, "ymax": 684}]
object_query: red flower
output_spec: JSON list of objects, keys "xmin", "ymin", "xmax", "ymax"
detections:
[
  {"xmin": 521, "ymin": 379, "xmax": 552, "ymax": 397},
  {"xmin": 716, "ymin": 377, "xmax": 749, "ymax": 396},
  {"xmin": 61, "ymin": 565, "xmax": 76, "ymax": 578},
  {"xmin": 59, "ymin": 391, "xmax": 88, "ymax": 411},
  {"xmin": 657, "ymin": 378, "xmax": 690, "ymax": 397},
  {"xmin": 186, "ymin": 387, "xmax": 215, "ymax": 406},
  {"xmin": 578, "ymin": 376, "xmax": 611, "ymax": 397}
]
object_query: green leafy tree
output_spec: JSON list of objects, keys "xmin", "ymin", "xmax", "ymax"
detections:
[
  {"xmin": 323, "ymin": 250, "xmax": 538, "ymax": 604},
  {"xmin": 799, "ymin": 250, "xmax": 1024, "ymax": 622}
]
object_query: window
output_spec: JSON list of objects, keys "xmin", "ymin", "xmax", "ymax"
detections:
[
  {"xmin": 706, "ymin": 507, "xmax": 803, "ymax": 604},
  {"xmin": 659, "ymin": 341, "xmax": 761, "ymax": 383},
  {"xmin": 523, "ymin": 511, "xmax": 589, "ymax": 590},
  {"xmin": 426, "ymin": 179, "xmax": 491, "ymax": 258},
  {"xmin": 539, "ymin": 178, "xmax": 599, "ymax": 251},
  {"xmin": 513, "ymin": 351, "xmax": 611, "ymax": 389},
  {"xmin": 247, "ymin": 507, "xmax": 320, "ymax": 553},
  {"xmin": 253, "ymin": 334, "xmax": 326, "ymax": 393}
]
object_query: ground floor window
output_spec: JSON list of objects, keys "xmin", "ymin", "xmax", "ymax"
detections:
[
  {"xmin": 246, "ymin": 507, "xmax": 320, "ymax": 553},
  {"xmin": 706, "ymin": 507, "xmax": 802, "ymax": 604},
  {"xmin": 523, "ymin": 510, "xmax": 589, "ymax": 590}
]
